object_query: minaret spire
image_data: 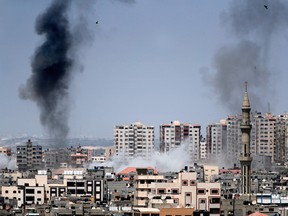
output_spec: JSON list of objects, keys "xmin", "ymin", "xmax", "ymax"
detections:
[
  {"xmin": 245, "ymin": 81, "xmax": 248, "ymax": 92},
  {"xmin": 239, "ymin": 82, "xmax": 253, "ymax": 195}
]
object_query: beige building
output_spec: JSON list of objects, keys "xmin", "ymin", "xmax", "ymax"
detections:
[
  {"xmin": 133, "ymin": 169, "xmax": 220, "ymax": 215},
  {"xmin": 254, "ymin": 113, "xmax": 276, "ymax": 162},
  {"xmin": 203, "ymin": 165, "xmax": 219, "ymax": 182},
  {"xmin": 0, "ymin": 147, "xmax": 11, "ymax": 156}
]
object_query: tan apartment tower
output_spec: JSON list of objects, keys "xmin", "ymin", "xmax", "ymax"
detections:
[{"xmin": 239, "ymin": 82, "xmax": 253, "ymax": 194}]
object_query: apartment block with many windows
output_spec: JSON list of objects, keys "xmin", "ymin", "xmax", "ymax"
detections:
[
  {"xmin": 160, "ymin": 120, "xmax": 201, "ymax": 162},
  {"xmin": 16, "ymin": 140, "xmax": 42, "ymax": 171},
  {"xmin": 114, "ymin": 122, "xmax": 154, "ymax": 159}
]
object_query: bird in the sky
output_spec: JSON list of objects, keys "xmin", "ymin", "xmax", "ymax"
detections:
[
  {"xmin": 264, "ymin": 5, "xmax": 268, "ymax": 9},
  {"xmin": 96, "ymin": 21, "xmax": 99, "ymax": 24}
]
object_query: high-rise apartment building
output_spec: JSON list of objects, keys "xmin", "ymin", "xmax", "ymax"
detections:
[
  {"xmin": 226, "ymin": 116, "xmax": 241, "ymax": 163},
  {"xmin": 160, "ymin": 120, "xmax": 201, "ymax": 162},
  {"xmin": 208, "ymin": 112, "xmax": 280, "ymax": 165},
  {"xmin": 199, "ymin": 138, "xmax": 207, "ymax": 160},
  {"xmin": 114, "ymin": 122, "xmax": 154, "ymax": 159},
  {"xmin": 16, "ymin": 140, "xmax": 43, "ymax": 171},
  {"xmin": 206, "ymin": 120, "xmax": 227, "ymax": 158},
  {"xmin": 254, "ymin": 113, "xmax": 276, "ymax": 162}
]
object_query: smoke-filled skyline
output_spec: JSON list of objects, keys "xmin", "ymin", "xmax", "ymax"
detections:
[
  {"xmin": 1, "ymin": 0, "xmax": 288, "ymax": 138},
  {"xmin": 204, "ymin": 0, "xmax": 288, "ymax": 112}
]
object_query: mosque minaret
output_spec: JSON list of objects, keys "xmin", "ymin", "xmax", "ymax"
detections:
[{"xmin": 239, "ymin": 82, "xmax": 253, "ymax": 194}]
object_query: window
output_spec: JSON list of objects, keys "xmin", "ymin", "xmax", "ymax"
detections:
[
  {"xmin": 158, "ymin": 189, "xmax": 165, "ymax": 194},
  {"xmin": 13, "ymin": 191, "xmax": 16, "ymax": 194},
  {"xmin": 26, "ymin": 189, "xmax": 34, "ymax": 194},
  {"xmin": 190, "ymin": 180, "xmax": 196, "ymax": 186},
  {"xmin": 182, "ymin": 180, "xmax": 188, "ymax": 186},
  {"xmin": 67, "ymin": 182, "xmax": 76, "ymax": 187},
  {"xmin": 37, "ymin": 191, "xmax": 41, "ymax": 194},
  {"xmin": 210, "ymin": 208, "xmax": 220, "ymax": 214},
  {"xmin": 211, "ymin": 189, "xmax": 219, "ymax": 195},
  {"xmin": 197, "ymin": 189, "xmax": 205, "ymax": 194},
  {"xmin": 210, "ymin": 197, "xmax": 220, "ymax": 204},
  {"xmin": 26, "ymin": 196, "xmax": 34, "ymax": 202}
]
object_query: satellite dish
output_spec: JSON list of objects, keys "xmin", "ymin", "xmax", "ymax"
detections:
[{"xmin": 252, "ymin": 200, "xmax": 257, "ymax": 205}]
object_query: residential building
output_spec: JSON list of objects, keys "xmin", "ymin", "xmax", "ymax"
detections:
[
  {"xmin": 0, "ymin": 147, "xmax": 11, "ymax": 156},
  {"xmin": 16, "ymin": 140, "xmax": 42, "ymax": 171},
  {"xmin": 133, "ymin": 168, "xmax": 221, "ymax": 215},
  {"xmin": 199, "ymin": 138, "xmax": 207, "ymax": 160},
  {"xmin": 203, "ymin": 165, "xmax": 219, "ymax": 183},
  {"xmin": 1, "ymin": 167, "xmax": 109, "ymax": 207},
  {"xmin": 274, "ymin": 114, "xmax": 288, "ymax": 163},
  {"xmin": 114, "ymin": 122, "xmax": 154, "ymax": 159},
  {"xmin": 254, "ymin": 113, "xmax": 276, "ymax": 162},
  {"xmin": 160, "ymin": 120, "xmax": 201, "ymax": 162},
  {"xmin": 43, "ymin": 148, "xmax": 70, "ymax": 169},
  {"xmin": 206, "ymin": 120, "xmax": 227, "ymax": 159}
]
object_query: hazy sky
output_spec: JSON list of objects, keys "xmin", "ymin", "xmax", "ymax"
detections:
[{"xmin": 1, "ymin": 0, "xmax": 288, "ymax": 139}]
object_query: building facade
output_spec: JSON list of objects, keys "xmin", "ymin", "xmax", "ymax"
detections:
[
  {"xmin": 206, "ymin": 120, "xmax": 227, "ymax": 159},
  {"xmin": 160, "ymin": 121, "xmax": 201, "ymax": 162},
  {"xmin": 114, "ymin": 122, "xmax": 154, "ymax": 159},
  {"xmin": 16, "ymin": 140, "xmax": 42, "ymax": 171},
  {"xmin": 133, "ymin": 168, "xmax": 221, "ymax": 215}
]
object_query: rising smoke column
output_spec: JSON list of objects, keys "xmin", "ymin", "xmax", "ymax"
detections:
[
  {"xmin": 203, "ymin": 0, "xmax": 288, "ymax": 112},
  {"xmin": 20, "ymin": 1, "xmax": 73, "ymax": 140}
]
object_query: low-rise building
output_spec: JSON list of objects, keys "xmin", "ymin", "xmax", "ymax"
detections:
[{"xmin": 133, "ymin": 168, "xmax": 221, "ymax": 215}]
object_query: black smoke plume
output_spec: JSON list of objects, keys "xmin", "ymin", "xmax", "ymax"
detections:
[
  {"xmin": 20, "ymin": 1, "xmax": 73, "ymax": 140},
  {"xmin": 203, "ymin": 0, "xmax": 288, "ymax": 112}
]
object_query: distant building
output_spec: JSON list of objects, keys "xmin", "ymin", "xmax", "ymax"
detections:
[
  {"xmin": 16, "ymin": 140, "xmax": 42, "ymax": 172},
  {"xmin": 199, "ymin": 138, "xmax": 207, "ymax": 160},
  {"xmin": 43, "ymin": 148, "xmax": 70, "ymax": 169},
  {"xmin": 206, "ymin": 120, "xmax": 227, "ymax": 158},
  {"xmin": 91, "ymin": 156, "xmax": 106, "ymax": 163},
  {"xmin": 0, "ymin": 147, "xmax": 11, "ymax": 156},
  {"xmin": 160, "ymin": 120, "xmax": 201, "ymax": 161},
  {"xmin": 114, "ymin": 122, "xmax": 154, "ymax": 159}
]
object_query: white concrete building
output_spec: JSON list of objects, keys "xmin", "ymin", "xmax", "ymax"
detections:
[
  {"xmin": 1, "ymin": 168, "xmax": 109, "ymax": 207},
  {"xmin": 160, "ymin": 120, "xmax": 201, "ymax": 162},
  {"xmin": 114, "ymin": 122, "xmax": 154, "ymax": 159}
]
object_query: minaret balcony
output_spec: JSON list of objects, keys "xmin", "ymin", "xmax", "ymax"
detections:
[{"xmin": 239, "ymin": 156, "xmax": 253, "ymax": 162}]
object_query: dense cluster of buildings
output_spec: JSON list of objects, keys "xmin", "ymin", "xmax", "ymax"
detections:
[
  {"xmin": 113, "ymin": 114, "xmax": 288, "ymax": 169},
  {"xmin": 1, "ymin": 87, "xmax": 288, "ymax": 215}
]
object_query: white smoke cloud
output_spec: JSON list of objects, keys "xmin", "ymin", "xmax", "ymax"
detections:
[
  {"xmin": 0, "ymin": 154, "xmax": 17, "ymax": 170},
  {"xmin": 89, "ymin": 143, "xmax": 191, "ymax": 173}
]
